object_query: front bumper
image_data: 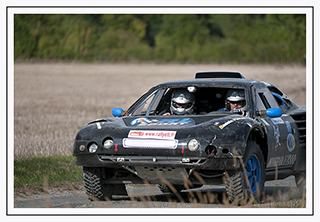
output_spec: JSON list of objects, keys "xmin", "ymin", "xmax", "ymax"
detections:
[{"xmin": 75, "ymin": 153, "xmax": 241, "ymax": 171}]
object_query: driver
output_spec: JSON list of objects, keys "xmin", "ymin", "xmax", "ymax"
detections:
[
  {"xmin": 163, "ymin": 89, "xmax": 195, "ymax": 115},
  {"xmin": 218, "ymin": 89, "xmax": 246, "ymax": 115}
]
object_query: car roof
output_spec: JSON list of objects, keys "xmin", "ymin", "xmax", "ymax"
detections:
[{"xmin": 158, "ymin": 77, "xmax": 265, "ymax": 88}]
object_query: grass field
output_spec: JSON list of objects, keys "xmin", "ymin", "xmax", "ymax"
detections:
[
  {"xmin": 13, "ymin": 62, "xmax": 306, "ymax": 158},
  {"xmin": 14, "ymin": 155, "xmax": 82, "ymax": 188}
]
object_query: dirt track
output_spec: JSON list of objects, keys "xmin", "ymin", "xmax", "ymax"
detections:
[
  {"xmin": 14, "ymin": 176, "xmax": 305, "ymax": 209},
  {"xmin": 13, "ymin": 62, "xmax": 306, "ymax": 157}
]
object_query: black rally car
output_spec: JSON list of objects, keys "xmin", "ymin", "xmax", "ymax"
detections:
[{"xmin": 73, "ymin": 71, "xmax": 306, "ymax": 203}]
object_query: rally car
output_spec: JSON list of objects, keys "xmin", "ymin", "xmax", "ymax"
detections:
[{"xmin": 73, "ymin": 71, "xmax": 306, "ymax": 204}]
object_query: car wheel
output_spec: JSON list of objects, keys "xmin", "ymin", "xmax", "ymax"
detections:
[
  {"xmin": 83, "ymin": 167, "xmax": 113, "ymax": 201},
  {"xmin": 225, "ymin": 141, "xmax": 266, "ymax": 205}
]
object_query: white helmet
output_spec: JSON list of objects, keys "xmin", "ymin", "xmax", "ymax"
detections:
[
  {"xmin": 170, "ymin": 89, "xmax": 195, "ymax": 115},
  {"xmin": 225, "ymin": 89, "xmax": 246, "ymax": 110},
  {"xmin": 226, "ymin": 89, "xmax": 245, "ymax": 102}
]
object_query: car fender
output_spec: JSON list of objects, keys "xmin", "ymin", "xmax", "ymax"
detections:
[{"xmin": 210, "ymin": 117, "xmax": 265, "ymax": 156}]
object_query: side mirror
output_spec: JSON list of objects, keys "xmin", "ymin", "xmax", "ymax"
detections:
[
  {"xmin": 112, "ymin": 108, "xmax": 124, "ymax": 117},
  {"xmin": 266, "ymin": 107, "xmax": 282, "ymax": 118}
]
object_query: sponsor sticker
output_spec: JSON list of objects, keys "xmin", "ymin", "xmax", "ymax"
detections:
[
  {"xmin": 273, "ymin": 125, "xmax": 281, "ymax": 151},
  {"xmin": 130, "ymin": 117, "xmax": 148, "ymax": 125},
  {"xmin": 130, "ymin": 117, "xmax": 192, "ymax": 126},
  {"xmin": 218, "ymin": 118, "xmax": 241, "ymax": 129},
  {"xmin": 123, "ymin": 138, "xmax": 178, "ymax": 149},
  {"xmin": 287, "ymin": 133, "xmax": 295, "ymax": 152},
  {"xmin": 285, "ymin": 121, "xmax": 292, "ymax": 133},
  {"xmin": 271, "ymin": 117, "xmax": 284, "ymax": 125},
  {"xmin": 219, "ymin": 120, "xmax": 234, "ymax": 129},
  {"xmin": 267, "ymin": 154, "xmax": 297, "ymax": 168},
  {"xmin": 128, "ymin": 130, "xmax": 177, "ymax": 140}
]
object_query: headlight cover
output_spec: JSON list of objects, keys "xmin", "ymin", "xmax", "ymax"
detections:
[
  {"xmin": 103, "ymin": 139, "xmax": 114, "ymax": 149},
  {"xmin": 89, "ymin": 143, "xmax": 98, "ymax": 153},
  {"xmin": 188, "ymin": 139, "xmax": 200, "ymax": 151}
]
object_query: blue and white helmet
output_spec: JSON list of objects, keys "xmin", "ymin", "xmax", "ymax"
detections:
[
  {"xmin": 226, "ymin": 89, "xmax": 245, "ymax": 102},
  {"xmin": 170, "ymin": 89, "xmax": 195, "ymax": 115},
  {"xmin": 225, "ymin": 89, "xmax": 247, "ymax": 112}
]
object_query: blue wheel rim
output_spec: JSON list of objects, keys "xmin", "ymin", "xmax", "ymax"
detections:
[{"xmin": 246, "ymin": 154, "xmax": 261, "ymax": 194}]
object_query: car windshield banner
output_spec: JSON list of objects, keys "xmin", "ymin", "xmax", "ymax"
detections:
[{"xmin": 124, "ymin": 117, "xmax": 195, "ymax": 127}]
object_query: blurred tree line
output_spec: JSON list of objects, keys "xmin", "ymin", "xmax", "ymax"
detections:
[{"xmin": 14, "ymin": 14, "xmax": 306, "ymax": 64}]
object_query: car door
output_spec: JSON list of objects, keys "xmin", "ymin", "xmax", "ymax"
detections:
[{"xmin": 253, "ymin": 86, "xmax": 298, "ymax": 170}]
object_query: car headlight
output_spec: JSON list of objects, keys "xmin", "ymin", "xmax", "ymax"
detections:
[
  {"xmin": 103, "ymin": 139, "xmax": 114, "ymax": 149},
  {"xmin": 88, "ymin": 143, "xmax": 98, "ymax": 153},
  {"xmin": 188, "ymin": 139, "xmax": 200, "ymax": 151}
]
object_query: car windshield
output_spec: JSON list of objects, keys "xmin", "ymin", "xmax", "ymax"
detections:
[{"xmin": 130, "ymin": 86, "xmax": 248, "ymax": 116}]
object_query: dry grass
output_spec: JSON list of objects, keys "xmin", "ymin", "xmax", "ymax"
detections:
[{"xmin": 13, "ymin": 62, "xmax": 306, "ymax": 157}]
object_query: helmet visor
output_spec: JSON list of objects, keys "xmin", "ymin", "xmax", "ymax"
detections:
[
  {"xmin": 229, "ymin": 100, "xmax": 245, "ymax": 105},
  {"xmin": 172, "ymin": 101, "xmax": 193, "ymax": 109}
]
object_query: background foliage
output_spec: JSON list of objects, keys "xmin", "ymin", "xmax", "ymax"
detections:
[{"xmin": 14, "ymin": 14, "xmax": 306, "ymax": 64}]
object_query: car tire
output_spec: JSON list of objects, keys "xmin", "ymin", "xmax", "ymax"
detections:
[
  {"xmin": 225, "ymin": 141, "xmax": 266, "ymax": 205},
  {"xmin": 83, "ymin": 167, "xmax": 113, "ymax": 201}
]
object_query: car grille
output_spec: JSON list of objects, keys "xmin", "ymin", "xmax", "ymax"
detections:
[
  {"xmin": 290, "ymin": 113, "xmax": 306, "ymax": 148},
  {"xmin": 98, "ymin": 155, "xmax": 206, "ymax": 164}
]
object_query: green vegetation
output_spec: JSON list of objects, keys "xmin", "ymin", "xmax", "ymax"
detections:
[
  {"xmin": 14, "ymin": 14, "xmax": 306, "ymax": 64},
  {"xmin": 14, "ymin": 155, "xmax": 82, "ymax": 188}
]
